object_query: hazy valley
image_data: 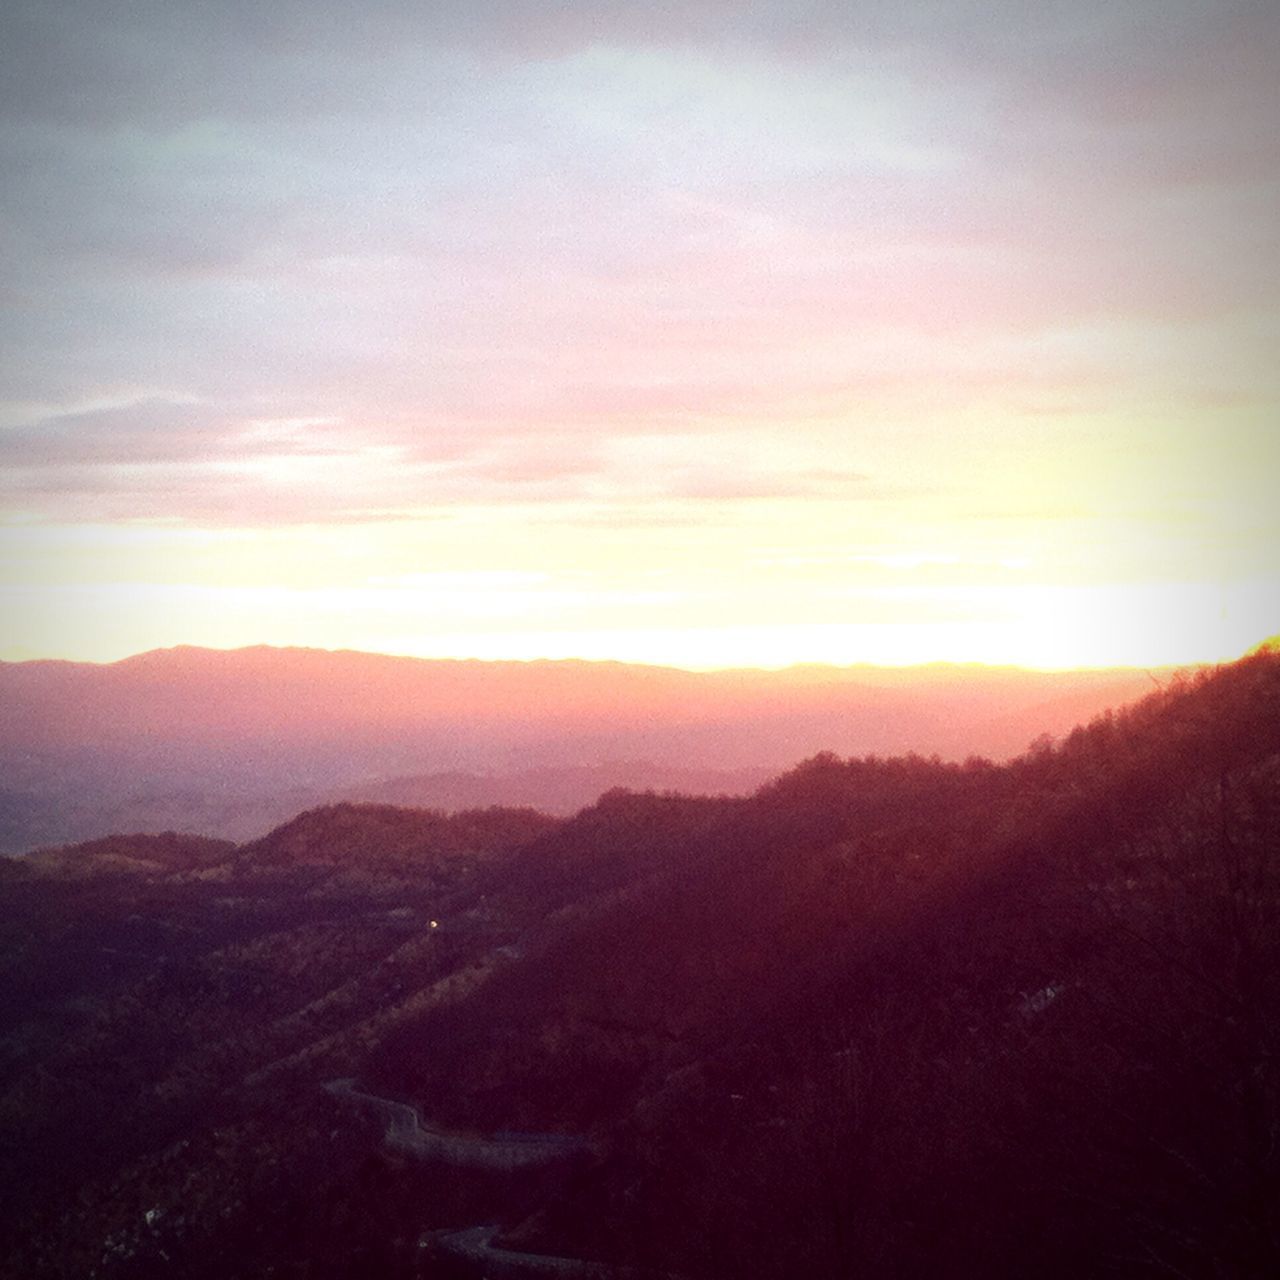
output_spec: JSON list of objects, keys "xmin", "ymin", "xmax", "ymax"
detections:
[
  {"xmin": 2, "ymin": 647, "xmax": 1277, "ymax": 1278},
  {"xmin": 0, "ymin": 646, "xmax": 1162, "ymax": 854}
]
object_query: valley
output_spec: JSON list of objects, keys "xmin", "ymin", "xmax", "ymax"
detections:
[
  {"xmin": 1, "ymin": 647, "xmax": 1277, "ymax": 1277},
  {"xmin": 0, "ymin": 646, "xmax": 1161, "ymax": 853}
]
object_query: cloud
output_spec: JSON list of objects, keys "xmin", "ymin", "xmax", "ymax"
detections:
[
  {"xmin": 0, "ymin": 399, "xmax": 333, "ymax": 466},
  {"xmin": 0, "ymin": 390, "xmax": 896, "ymax": 527},
  {"xmin": 1, "ymin": 0, "xmax": 1277, "ymax": 539}
]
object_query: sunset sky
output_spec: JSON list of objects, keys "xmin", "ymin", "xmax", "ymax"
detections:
[{"xmin": 1, "ymin": 1, "xmax": 1277, "ymax": 669}]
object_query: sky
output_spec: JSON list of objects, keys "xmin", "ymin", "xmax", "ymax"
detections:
[{"xmin": 1, "ymin": 0, "xmax": 1277, "ymax": 670}]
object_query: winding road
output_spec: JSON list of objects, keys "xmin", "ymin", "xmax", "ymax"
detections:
[
  {"xmin": 325, "ymin": 1082, "xmax": 679, "ymax": 1277},
  {"xmin": 432, "ymin": 1225, "xmax": 615, "ymax": 1277},
  {"xmin": 324, "ymin": 1078, "xmax": 591, "ymax": 1170}
]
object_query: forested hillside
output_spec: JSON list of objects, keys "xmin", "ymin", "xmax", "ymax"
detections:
[{"xmin": 1, "ymin": 647, "xmax": 1276, "ymax": 1278}]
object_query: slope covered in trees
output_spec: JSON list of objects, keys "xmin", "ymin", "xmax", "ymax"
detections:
[{"xmin": 1, "ymin": 647, "xmax": 1276, "ymax": 1278}]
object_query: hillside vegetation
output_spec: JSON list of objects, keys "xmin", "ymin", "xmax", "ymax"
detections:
[{"xmin": 1, "ymin": 648, "xmax": 1277, "ymax": 1278}]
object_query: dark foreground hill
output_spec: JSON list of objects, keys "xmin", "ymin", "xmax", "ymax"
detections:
[
  {"xmin": 1, "ymin": 647, "xmax": 1277, "ymax": 1279},
  {"xmin": 0, "ymin": 645, "xmax": 1160, "ymax": 852}
]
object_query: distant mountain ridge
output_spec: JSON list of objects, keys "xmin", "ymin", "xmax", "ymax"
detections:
[{"xmin": 0, "ymin": 644, "xmax": 1169, "ymax": 853}]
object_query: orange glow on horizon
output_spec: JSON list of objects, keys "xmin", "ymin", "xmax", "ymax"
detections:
[{"xmin": 2, "ymin": 574, "xmax": 1274, "ymax": 673}]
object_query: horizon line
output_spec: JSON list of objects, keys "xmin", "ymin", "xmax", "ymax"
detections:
[{"xmin": 0, "ymin": 638, "xmax": 1225, "ymax": 678}]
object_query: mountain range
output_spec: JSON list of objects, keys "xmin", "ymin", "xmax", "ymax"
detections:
[{"xmin": 0, "ymin": 644, "xmax": 1164, "ymax": 852}]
